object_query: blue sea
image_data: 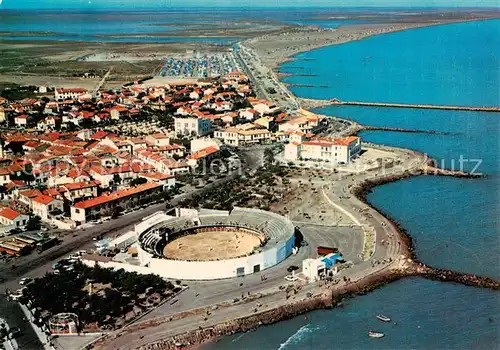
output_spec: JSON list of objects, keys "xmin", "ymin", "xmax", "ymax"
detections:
[
  {"xmin": 281, "ymin": 20, "xmax": 500, "ymax": 107},
  {"xmin": 205, "ymin": 18, "xmax": 500, "ymax": 350},
  {"xmin": 205, "ymin": 278, "xmax": 499, "ymax": 350}
]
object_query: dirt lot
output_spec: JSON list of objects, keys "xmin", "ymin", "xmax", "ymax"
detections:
[
  {"xmin": 0, "ymin": 40, "xmax": 226, "ymax": 88},
  {"xmin": 163, "ymin": 229, "xmax": 262, "ymax": 261}
]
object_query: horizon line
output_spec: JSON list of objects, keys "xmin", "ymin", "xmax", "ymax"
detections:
[{"xmin": 1, "ymin": 6, "xmax": 499, "ymax": 10}]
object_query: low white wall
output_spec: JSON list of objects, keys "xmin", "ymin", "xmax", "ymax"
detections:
[{"xmin": 81, "ymin": 258, "xmax": 153, "ymax": 275}]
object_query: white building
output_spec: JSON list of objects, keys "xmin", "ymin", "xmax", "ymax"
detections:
[
  {"xmin": 214, "ymin": 126, "xmax": 271, "ymax": 146},
  {"xmin": 302, "ymin": 258, "xmax": 326, "ymax": 283},
  {"xmin": 0, "ymin": 207, "xmax": 29, "ymax": 230},
  {"xmin": 0, "ymin": 168, "xmax": 11, "ymax": 186},
  {"xmin": 54, "ymin": 88, "xmax": 88, "ymax": 101},
  {"xmin": 32, "ymin": 195, "xmax": 64, "ymax": 222},
  {"xmin": 174, "ymin": 117, "xmax": 212, "ymax": 137},
  {"xmin": 284, "ymin": 136, "xmax": 361, "ymax": 164}
]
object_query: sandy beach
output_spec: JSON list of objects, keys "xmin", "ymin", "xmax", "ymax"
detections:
[{"xmin": 245, "ymin": 14, "xmax": 500, "ymax": 69}]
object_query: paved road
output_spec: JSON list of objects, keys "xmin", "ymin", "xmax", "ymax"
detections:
[
  {"xmin": 236, "ymin": 43, "xmax": 299, "ymax": 112},
  {"xmin": 0, "ymin": 147, "xmax": 265, "ymax": 289},
  {"xmin": 0, "ymin": 148, "xmax": 266, "ymax": 349}
]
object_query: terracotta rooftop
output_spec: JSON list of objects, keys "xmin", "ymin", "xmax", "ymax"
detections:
[
  {"xmin": 73, "ymin": 182, "xmax": 162, "ymax": 210},
  {"xmin": 0, "ymin": 207, "xmax": 22, "ymax": 221},
  {"xmin": 33, "ymin": 195, "xmax": 57, "ymax": 205}
]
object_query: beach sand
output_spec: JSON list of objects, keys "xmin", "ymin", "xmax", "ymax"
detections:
[{"xmin": 245, "ymin": 13, "xmax": 500, "ymax": 70}]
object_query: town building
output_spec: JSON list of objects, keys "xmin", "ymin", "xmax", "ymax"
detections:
[
  {"xmin": 32, "ymin": 195, "xmax": 64, "ymax": 222},
  {"xmin": 55, "ymin": 88, "xmax": 88, "ymax": 101},
  {"xmin": 0, "ymin": 207, "xmax": 29, "ymax": 232},
  {"xmin": 214, "ymin": 124, "xmax": 271, "ymax": 146},
  {"xmin": 70, "ymin": 182, "xmax": 163, "ymax": 223},
  {"xmin": 174, "ymin": 116, "xmax": 212, "ymax": 137},
  {"xmin": 284, "ymin": 136, "xmax": 361, "ymax": 164}
]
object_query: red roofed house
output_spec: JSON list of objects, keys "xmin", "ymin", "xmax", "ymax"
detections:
[
  {"xmin": 17, "ymin": 189, "xmax": 43, "ymax": 207},
  {"xmin": 0, "ymin": 207, "xmax": 29, "ymax": 232},
  {"xmin": 145, "ymin": 133, "xmax": 170, "ymax": 147},
  {"xmin": 60, "ymin": 181, "xmax": 99, "ymax": 202},
  {"xmin": 187, "ymin": 146, "xmax": 219, "ymax": 168},
  {"xmin": 70, "ymin": 182, "xmax": 163, "ymax": 223},
  {"xmin": 137, "ymin": 172, "xmax": 175, "ymax": 190},
  {"xmin": 110, "ymin": 106, "xmax": 129, "ymax": 120},
  {"xmin": 32, "ymin": 195, "xmax": 64, "ymax": 222},
  {"xmin": 14, "ymin": 114, "xmax": 33, "ymax": 127}
]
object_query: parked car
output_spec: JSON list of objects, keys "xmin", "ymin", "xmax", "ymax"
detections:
[
  {"xmin": 8, "ymin": 327, "xmax": 23, "ymax": 339},
  {"xmin": 19, "ymin": 277, "xmax": 32, "ymax": 286}
]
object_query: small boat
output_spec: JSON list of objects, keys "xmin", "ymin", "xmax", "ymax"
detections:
[
  {"xmin": 368, "ymin": 331, "xmax": 385, "ymax": 338},
  {"xmin": 377, "ymin": 314, "xmax": 391, "ymax": 322}
]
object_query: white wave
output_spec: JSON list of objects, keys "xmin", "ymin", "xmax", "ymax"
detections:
[
  {"xmin": 232, "ymin": 333, "xmax": 246, "ymax": 343},
  {"xmin": 278, "ymin": 324, "xmax": 318, "ymax": 350}
]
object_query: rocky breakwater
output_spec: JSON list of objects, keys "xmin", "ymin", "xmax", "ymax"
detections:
[
  {"xmin": 351, "ymin": 155, "xmax": 498, "ymax": 291},
  {"xmin": 139, "ymin": 292, "xmax": 333, "ymax": 350},
  {"xmin": 414, "ymin": 263, "xmax": 500, "ymax": 290}
]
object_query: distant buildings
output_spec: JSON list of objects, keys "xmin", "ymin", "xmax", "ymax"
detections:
[
  {"xmin": 284, "ymin": 136, "xmax": 361, "ymax": 164},
  {"xmin": 54, "ymin": 88, "xmax": 89, "ymax": 101}
]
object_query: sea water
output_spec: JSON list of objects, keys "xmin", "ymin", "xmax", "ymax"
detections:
[
  {"xmin": 281, "ymin": 19, "xmax": 500, "ymax": 107},
  {"xmin": 203, "ymin": 19, "xmax": 499, "ymax": 349},
  {"xmin": 204, "ymin": 278, "xmax": 499, "ymax": 350}
]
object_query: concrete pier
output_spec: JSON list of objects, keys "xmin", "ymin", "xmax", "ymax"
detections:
[{"xmin": 298, "ymin": 97, "xmax": 500, "ymax": 112}]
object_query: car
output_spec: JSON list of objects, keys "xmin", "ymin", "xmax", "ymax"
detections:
[
  {"xmin": 8, "ymin": 327, "xmax": 22, "ymax": 339},
  {"xmin": 19, "ymin": 278, "xmax": 32, "ymax": 285}
]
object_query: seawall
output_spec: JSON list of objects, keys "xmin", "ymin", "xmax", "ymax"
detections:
[{"xmin": 351, "ymin": 168, "xmax": 499, "ymax": 291}]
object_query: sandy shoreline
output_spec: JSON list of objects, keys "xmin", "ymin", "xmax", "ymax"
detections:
[{"xmin": 244, "ymin": 16, "xmax": 500, "ymax": 70}]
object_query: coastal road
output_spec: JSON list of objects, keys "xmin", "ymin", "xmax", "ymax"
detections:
[
  {"xmin": 236, "ymin": 43, "xmax": 299, "ymax": 112},
  {"xmin": 0, "ymin": 146, "xmax": 264, "ymax": 289}
]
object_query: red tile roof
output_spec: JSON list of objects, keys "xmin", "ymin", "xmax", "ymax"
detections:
[
  {"xmin": 73, "ymin": 182, "xmax": 162, "ymax": 209},
  {"xmin": 32, "ymin": 195, "xmax": 57, "ymax": 205},
  {"xmin": 19, "ymin": 189, "xmax": 43, "ymax": 199},
  {"xmin": 187, "ymin": 146, "xmax": 219, "ymax": 160},
  {"xmin": 62, "ymin": 181, "xmax": 99, "ymax": 191},
  {"xmin": 0, "ymin": 208, "xmax": 22, "ymax": 221}
]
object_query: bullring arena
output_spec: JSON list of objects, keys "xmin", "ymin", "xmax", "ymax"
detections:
[
  {"xmin": 134, "ymin": 207, "xmax": 296, "ymax": 280},
  {"xmin": 163, "ymin": 226, "xmax": 265, "ymax": 261}
]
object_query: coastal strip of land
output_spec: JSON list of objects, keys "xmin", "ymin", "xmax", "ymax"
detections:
[
  {"xmin": 298, "ymin": 98, "xmax": 500, "ymax": 112},
  {"xmin": 244, "ymin": 12, "xmax": 500, "ymax": 70}
]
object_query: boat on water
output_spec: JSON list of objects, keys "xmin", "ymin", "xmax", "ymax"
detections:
[
  {"xmin": 377, "ymin": 314, "xmax": 391, "ymax": 322},
  {"xmin": 368, "ymin": 331, "xmax": 385, "ymax": 338}
]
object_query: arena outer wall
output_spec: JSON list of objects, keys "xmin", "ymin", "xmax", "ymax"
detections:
[{"xmin": 81, "ymin": 208, "xmax": 296, "ymax": 281}]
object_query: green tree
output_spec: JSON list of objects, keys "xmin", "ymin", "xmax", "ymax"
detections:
[
  {"xmin": 264, "ymin": 148, "xmax": 275, "ymax": 165},
  {"xmin": 112, "ymin": 174, "xmax": 122, "ymax": 185},
  {"xmin": 130, "ymin": 177, "xmax": 147, "ymax": 186}
]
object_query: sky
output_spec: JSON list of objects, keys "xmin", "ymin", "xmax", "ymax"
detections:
[{"xmin": 0, "ymin": 0, "xmax": 498, "ymax": 9}]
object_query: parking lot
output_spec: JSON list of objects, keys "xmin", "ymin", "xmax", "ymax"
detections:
[
  {"xmin": 297, "ymin": 223, "xmax": 364, "ymax": 264},
  {"xmin": 159, "ymin": 53, "xmax": 240, "ymax": 78}
]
